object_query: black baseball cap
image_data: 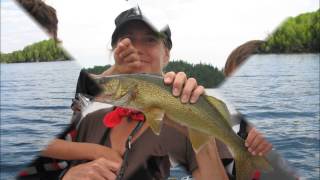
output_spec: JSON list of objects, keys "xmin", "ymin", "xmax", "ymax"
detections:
[{"xmin": 111, "ymin": 7, "xmax": 172, "ymax": 49}]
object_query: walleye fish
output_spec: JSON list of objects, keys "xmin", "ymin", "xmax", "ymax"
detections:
[{"xmin": 91, "ymin": 73, "xmax": 272, "ymax": 180}]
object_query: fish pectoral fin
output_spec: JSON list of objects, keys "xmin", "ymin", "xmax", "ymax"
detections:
[
  {"xmin": 205, "ymin": 95, "xmax": 232, "ymax": 125},
  {"xmin": 128, "ymin": 84, "xmax": 138, "ymax": 97},
  {"xmin": 188, "ymin": 128, "xmax": 211, "ymax": 153},
  {"xmin": 143, "ymin": 107, "xmax": 165, "ymax": 136}
]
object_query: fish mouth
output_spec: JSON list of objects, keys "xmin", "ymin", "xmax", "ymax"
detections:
[
  {"xmin": 95, "ymin": 90, "xmax": 132, "ymax": 106},
  {"xmin": 95, "ymin": 81, "xmax": 134, "ymax": 105},
  {"xmin": 95, "ymin": 88, "xmax": 120, "ymax": 103}
]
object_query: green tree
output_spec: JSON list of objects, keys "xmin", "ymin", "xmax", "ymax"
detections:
[
  {"xmin": 260, "ymin": 9, "xmax": 320, "ymax": 53},
  {"xmin": 164, "ymin": 60, "xmax": 225, "ymax": 88},
  {"xmin": 83, "ymin": 60, "xmax": 225, "ymax": 88},
  {"xmin": 0, "ymin": 39, "xmax": 71, "ymax": 63}
]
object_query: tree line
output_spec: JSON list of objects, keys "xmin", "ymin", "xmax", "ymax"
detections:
[
  {"xmin": 259, "ymin": 9, "xmax": 320, "ymax": 53},
  {"xmin": 84, "ymin": 60, "xmax": 225, "ymax": 88},
  {"xmin": 0, "ymin": 39, "xmax": 71, "ymax": 63}
]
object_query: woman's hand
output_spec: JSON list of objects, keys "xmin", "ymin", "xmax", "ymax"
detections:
[
  {"xmin": 162, "ymin": 71, "xmax": 205, "ymax": 135},
  {"xmin": 109, "ymin": 38, "xmax": 141, "ymax": 74},
  {"xmin": 163, "ymin": 71, "xmax": 205, "ymax": 103},
  {"xmin": 62, "ymin": 157, "xmax": 121, "ymax": 180},
  {"xmin": 245, "ymin": 127, "xmax": 273, "ymax": 156}
]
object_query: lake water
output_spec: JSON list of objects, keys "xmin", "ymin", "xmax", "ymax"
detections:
[
  {"xmin": 1, "ymin": 54, "xmax": 319, "ymax": 179},
  {"xmin": 0, "ymin": 61, "xmax": 82, "ymax": 179},
  {"xmin": 217, "ymin": 54, "xmax": 319, "ymax": 179}
]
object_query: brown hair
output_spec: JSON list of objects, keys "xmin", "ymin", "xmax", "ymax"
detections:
[
  {"xmin": 224, "ymin": 40, "xmax": 264, "ymax": 77},
  {"xmin": 15, "ymin": 0, "xmax": 59, "ymax": 41}
]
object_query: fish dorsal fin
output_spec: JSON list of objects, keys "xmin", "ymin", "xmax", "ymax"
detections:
[
  {"xmin": 188, "ymin": 128, "xmax": 211, "ymax": 153},
  {"xmin": 205, "ymin": 95, "xmax": 232, "ymax": 126},
  {"xmin": 143, "ymin": 107, "xmax": 165, "ymax": 135}
]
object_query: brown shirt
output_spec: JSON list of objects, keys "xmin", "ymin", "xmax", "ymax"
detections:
[{"xmin": 72, "ymin": 107, "xmax": 198, "ymax": 180}]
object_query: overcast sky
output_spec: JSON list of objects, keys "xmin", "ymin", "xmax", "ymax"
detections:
[
  {"xmin": 1, "ymin": 0, "xmax": 48, "ymax": 52},
  {"xmin": 1, "ymin": 0, "xmax": 318, "ymax": 68}
]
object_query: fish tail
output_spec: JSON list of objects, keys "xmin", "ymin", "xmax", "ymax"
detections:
[{"xmin": 234, "ymin": 149, "xmax": 273, "ymax": 180}]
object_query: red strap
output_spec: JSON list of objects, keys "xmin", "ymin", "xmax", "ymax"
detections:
[
  {"xmin": 103, "ymin": 107, "xmax": 145, "ymax": 128},
  {"xmin": 52, "ymin": 160, "xmax": 61, "ymax": 170},
  {"xmin": 252, "ymin": 170, "xmax": 261, "ymax": 180},
  {"xmin": 69, "ymin": 129, "xmax": 78, "ymax": 141},
  {"xmin": 18, "ymin": 171, "xmax": 29, "ymax": 176}
]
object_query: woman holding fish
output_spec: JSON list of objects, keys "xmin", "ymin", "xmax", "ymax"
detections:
[{"xmin": 59, "ymin": 7, "xmax": 272, "ymax": 180}]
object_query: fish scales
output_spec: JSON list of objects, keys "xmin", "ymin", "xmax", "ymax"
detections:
[{"xmin": 127, "ymin": 75, "xmax": 237, "ymax": 144}]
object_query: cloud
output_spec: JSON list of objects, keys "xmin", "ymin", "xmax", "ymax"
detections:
[
  {"xmin": 3, "ymin": 0, "xmax": 318, "ymax": 68},
  {"xmin": 163, "ymin": 0, "xmax": 319, "ymax": 68}
]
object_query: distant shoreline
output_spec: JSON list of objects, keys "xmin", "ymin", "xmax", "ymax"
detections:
[
  {"xmin": 0, "ymin": 39, "xmax": 71, "ymax": 64},
  {"xmin": 1, "ymin": 53, "xmax": 319, "ymax": 65},
  {"xmin": 0, "ymin": 59, "xmax": 72, "ymax": 64},
  {"xmin": 258, "ymin": 10, "xmax": 319, "ymax": 54}
]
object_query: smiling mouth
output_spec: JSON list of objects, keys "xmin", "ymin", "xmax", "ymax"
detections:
[{"xmin": 140, "ymin": 59, "xmax": 151, "ymax": 64}]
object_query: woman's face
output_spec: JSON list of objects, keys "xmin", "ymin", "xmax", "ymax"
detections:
[{"xmin": 114, "ymin": 21, "xmax": 170, "ymax": 74}]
